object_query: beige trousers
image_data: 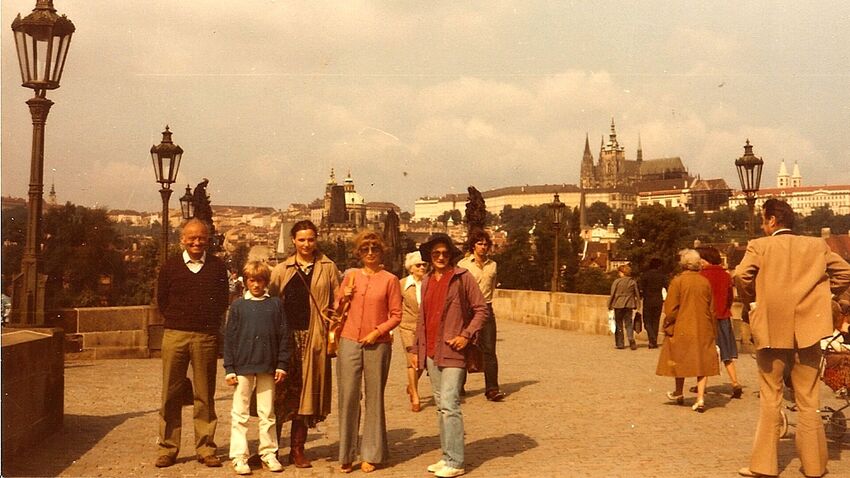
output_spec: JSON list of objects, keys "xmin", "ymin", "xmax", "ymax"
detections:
[
  {"xmin": 750, "ymin": 344, "xmax": 827, "ymax": 477},
  {"xmin": 229, "ymin": 373, "xmax": 278, "ymax": 459}
]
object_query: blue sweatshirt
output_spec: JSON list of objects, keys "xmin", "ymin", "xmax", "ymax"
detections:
[{"xmin": 223, "ymin": 296, "xmax": 290, "ymax": 376}]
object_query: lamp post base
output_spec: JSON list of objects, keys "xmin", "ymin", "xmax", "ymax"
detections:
[{"xmin": 9, "ymin": 268, "xmax": 47, "ymax": 326}]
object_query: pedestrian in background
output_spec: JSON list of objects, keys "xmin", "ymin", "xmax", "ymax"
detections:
[
  {"xmin": 734, "ymin": 199, "xmax": 850, "ymax": 478},
  {"xmin": 268, "ymin": 220, "xmax": 341, "ymax": 468},
  {"xmin": 696, "ymin": 246, "xmax": 743, "ymax": 399},
  {"xmin": 335, "ymin": 231, "xmax": 402, "ymax": 474},
  {"xmin": 608, "ymin": 264, "xmax": 641, "ymax": 350},
  {"xmin": 224, "ymin": 261, "xmax": 289, "ymax": 475},
  {"xmin": 656, "ymin": 249, "xmax": 719, "ymax": 413},
  {"xmin": 639, "ymin": 258, "xmax": 667, "ymax": 349},
  {"xmin": 155, "ymin": 219, "xmax": 229, "ymax": 468},
  {"xmin": 399, "ymin": 251, "xmax": 428, "ymax": 412},
  {"xmin": 414, "ymin": 233, "xmax": 488, "ymax": 478},
  {"xmin": 458, "ymin": 230, "xmax": 505, "ymax": 401}
]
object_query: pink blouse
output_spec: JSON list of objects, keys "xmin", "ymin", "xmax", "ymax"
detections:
[{"xmin": 337, "ymin": 269, "xmax": 402, "ymax": 343}]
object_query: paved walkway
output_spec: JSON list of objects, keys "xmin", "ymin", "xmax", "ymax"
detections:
[{"xmin": 3, "ymin": 320, "xmax": 849, "ymax": 477}]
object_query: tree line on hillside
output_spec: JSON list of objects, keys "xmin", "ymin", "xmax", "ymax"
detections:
[{"xmin": 3, "ymin": 200, "xmax": 847, "ymax": 309}]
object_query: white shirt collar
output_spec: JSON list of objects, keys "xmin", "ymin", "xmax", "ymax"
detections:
[
  {"xmin": 183, "ymin": 250, "xmax": 207, "ymax": 264},
  {"xmin": 403, "ymin": 275, "xmax": 420, "ymax": 290},
  {"xmin": 244, "ymin": 290, "xmax": 270, "ymax": 301},
  {"xmin": 771, "ymin": 228, "xmax": 792, "ymax": 236}
]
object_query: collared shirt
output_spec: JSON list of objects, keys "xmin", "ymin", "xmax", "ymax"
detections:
[
  {"xmin": 772, "ymin": 228, "xmax": 792, "ymax": 236},
  {"xmin": 182, "ymin": 250, "xmax": 207, "ymax": 274},
  {"xmin": 403, "ymin": 274, "xmax": 423, "ymax": 305},
  {"xmin": 243, "ymin": 290, "xmax": 270, "ymax": 301},
  {"xmin": 457, "ymin": 254, "xmax": 497, "ymax": 303}
]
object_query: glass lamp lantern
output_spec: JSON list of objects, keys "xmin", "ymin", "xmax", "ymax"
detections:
[{"xmin": 11, "ymin": 0, "xmax": 75, "ymax": 92}]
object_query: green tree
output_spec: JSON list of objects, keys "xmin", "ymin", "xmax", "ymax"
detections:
[
  {"xmin": 1, "ymin": 205, "xmax": 26, "ymax": 287},
  {"xmin": 617, "ymin": 204, "xmax": 691, "ymax": 274},
  {"xmin": 586, "ymin": 201, "xmax": 624, "ymax": 227},
  {"xmin": 41, "ymin": 203, "xmax": 129, "ymax": 308},
  {"xmin": 436, "ymin": 209, "xmax": 462, "ymax": 224},
  {"xmin": 573, "ymin": 268, "xmax": 616, "ymax": 295},
  {"xmin": 228, "ymin": 244, "xmax": 250, "ymax": 273},
  {"xmin": 494, "ymin": 205, "xmax": 580, "ymax": 291}
]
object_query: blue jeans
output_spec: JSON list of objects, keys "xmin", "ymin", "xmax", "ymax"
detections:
[{"xmin": 426, "ymin": 357, "xmax": 466, "ymax": 469}]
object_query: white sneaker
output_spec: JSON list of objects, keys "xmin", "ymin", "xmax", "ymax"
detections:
[
  {"xmin": 435, "ymin": 465, "xmax": 466, "ymax": 478},
  {"xmin": 261, "ymin": 453, "xmax": 284, "ymax": 472},
  {"xmin": 427, "ymin": 459, "xmax": 447, "ymax": 473},
  {"xmin": 232, "ymin": 457, "xmax": 252, "ymax": 475}
]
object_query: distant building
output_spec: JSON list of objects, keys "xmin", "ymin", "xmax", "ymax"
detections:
[
  {"xmin": 637, "ymin": 178, "xmax": 731, "ymax": 213},
  {"xmin": 580, "ymin": 119, "xmax": 689, "ymax": 189},
  {"xmin": 728, "ymin": 162, "xmax": 850, "ymax": 216}
]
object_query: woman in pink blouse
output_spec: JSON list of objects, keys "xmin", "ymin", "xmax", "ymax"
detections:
[{"xmin": 336, "ymin": 230, "xmax": 402, "ymax": 473}]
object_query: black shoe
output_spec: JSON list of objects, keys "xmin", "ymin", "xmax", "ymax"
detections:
[
  {"xmin": 648, "ymin": 344, "xmax": 658, "ymax": 349},
  {"xmin": 485, "ymin": 389, "xmax": 506, "ymax": 402},
  {"xmin": 629, "ymin": 341, "xmax": 637, "ymax": 350}
]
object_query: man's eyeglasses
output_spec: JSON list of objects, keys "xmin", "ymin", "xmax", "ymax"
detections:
[{"xmin": 359, "ymin": 245, "xmax": 382, "ymax": 254}]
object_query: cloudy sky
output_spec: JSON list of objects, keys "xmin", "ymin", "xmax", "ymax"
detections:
[{"xmin": 2, "ymin": 1, "xmax": 849, "ymax": 213}]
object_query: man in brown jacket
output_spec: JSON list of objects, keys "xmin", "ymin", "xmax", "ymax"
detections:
[{"xmin": 734, "ymin": 199, "xmax": 850, "ymax": 478}]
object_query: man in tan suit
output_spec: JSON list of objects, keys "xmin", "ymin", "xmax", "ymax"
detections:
[{"xmin": 734, "ymin": 199, "xmax": 850, "ymax": 478}]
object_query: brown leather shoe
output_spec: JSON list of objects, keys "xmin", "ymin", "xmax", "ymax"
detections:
[
  {"xmin": 485, "ymin": 389, "xmax": 506, "ymax": 402},
  {"xmin": 155, "ymin": 455, "xmax": 175, "ymax": 468},
  {"xmin": 198, "ymin": 454, "xmax": 223, "ymax": 467}
]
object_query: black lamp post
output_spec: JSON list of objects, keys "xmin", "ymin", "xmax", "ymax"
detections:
[
  {"xmin": 179, "ymin": 184, "xmax": 194, "ymax": 220},
  {"xmin": 9, "ymin": 0, "xmax": 75, "ymax": 326},
  {"xmin": 735, "ymin": 139, "xmax": 764, "ymax": 237},
  {"xmin": 150, "ymin": 126, "xmax": 183, "ymax": 265},
  {"xmin": 549, "ymin": 193, "xmax": 566, "ymax": 292}
]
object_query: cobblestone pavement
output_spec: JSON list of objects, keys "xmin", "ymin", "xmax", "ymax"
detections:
[{"xmin": 4, "ymin": 320, "xmax": 849, "ymax": 477}]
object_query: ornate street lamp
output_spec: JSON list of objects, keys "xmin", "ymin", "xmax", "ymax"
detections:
[
  {"xmin": 179, "ymin": 184, "xmax": 194, "ymax": 220},
  {"xmin": 9, "ymin": 0, "xmax": 75, "ymax": 326},
  {"xmin": 735, "ymin": 139, "xmax": 764, "ymax": 237},
  {"xmin": 549, "ymin": 193, "xmax": 566, "ymax": 292},
  {"xmin": 150, "ymin": 126, "xmax": 184, "ymax": 265}
]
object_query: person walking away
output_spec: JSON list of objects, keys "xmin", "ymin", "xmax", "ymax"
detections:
[
  {"xmin": 399, "ymin": 251, "xmax": 428, "ymax": 412},
  {"xmin": 457, "ymin": 230, "xmax": 505, "ymax": 401},
  {"xmin": 155, "ymin": 219, "xmax": 229, "ymax": 468},
  {"xmin": 608, "ymin": 264, "xmax": 641, "ymax": 350},
  {"xmin": 268, "ymin": 220, "xmax": 341, "ymax": 468},
  {"xmin": 656, "ymin": 249, "xmax": 719, "ymax": 412},
  {"xmin": 734, "ymin": 199, "xmax": 850, "ymax": 478},
  {"xmin": 413, "ymin": 233, "xmax": 488, "ymax": 478},
  {"xmin": 639, "ymin": 258, "xmax": 667, "ymax": 349},
  {"xmin": 335, "ymin": 231, "xmax": 402, "ymax": 473},
  {"xmin": 696, "ymin": 246, "xmax": 743, "ymax": 399},
  {"xmin": 224, "ymin": 261, "xmax": 289, "ymax": 475}
]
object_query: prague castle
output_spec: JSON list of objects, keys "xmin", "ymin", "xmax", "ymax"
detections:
[{"xmin": 580, "ymin": 118, "xmax": 689, "ymax": 189}]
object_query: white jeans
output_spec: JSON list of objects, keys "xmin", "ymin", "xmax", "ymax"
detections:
[{"xmin": 229, "ymin": 373, "xmax": 278, "ymax": 459}]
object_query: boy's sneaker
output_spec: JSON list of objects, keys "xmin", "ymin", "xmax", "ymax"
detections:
[
  {"xmin": 435, "ymin": 466, "xmax": 466, "ymax": 478},
  {"xmin": 261, "ymin": 454, "xmax": 284, "ymax": 472},
  {"xmin": 427, "ymin": 460, "xmax": 447, "ymax": 473},
  {"xmin": 232, "ymin": 457, "xmax": 252, "ymax": 475}
]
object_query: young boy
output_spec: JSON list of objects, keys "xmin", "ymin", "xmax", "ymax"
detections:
[{"xmin": 224, "ymin": 261, "xmax": 290, "ymax": 475}]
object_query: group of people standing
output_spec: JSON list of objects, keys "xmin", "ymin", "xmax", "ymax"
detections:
[
  {"xmin": 154, "ymin": 218, "xmax": 503, "ymax": 478},
  {"xmin": 611, "ymin": 199, "xmax": 850, "ymax": 478}
]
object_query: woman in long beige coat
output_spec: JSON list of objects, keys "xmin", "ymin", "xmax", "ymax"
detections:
[
  {"xmin": 269, "ymin": 220, "xmax": 340, "ymax": 467},
  {"xmin": 656, "ymin": 249, "xmax": 719, "ymax": 412}
]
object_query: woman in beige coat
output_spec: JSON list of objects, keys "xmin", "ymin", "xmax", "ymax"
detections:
[
  {"xmin": 656, "ymin": 249, "xmax": 719, "ymax": 412},
  {"xmin": 269, "ymin": 220, "xmax": 341, "ymax": 467}
]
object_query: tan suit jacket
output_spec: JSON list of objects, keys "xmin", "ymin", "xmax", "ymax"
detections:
[{"xmin": 734, "ymin": 233, "xmax": 850, "ymax": 350}]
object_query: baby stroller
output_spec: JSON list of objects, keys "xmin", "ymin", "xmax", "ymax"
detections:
[
  {"xmin": 778, "ymin": 333, "xmax": 850, "ymax": 441},
  {"xmin": 817, "ymin": 332, "xmax": 850, "ymax": 440}
]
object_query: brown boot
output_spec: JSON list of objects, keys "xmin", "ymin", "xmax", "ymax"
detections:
[{"xmin": 289, "ymin": 419, "xmax": 312, "ymax": 468}]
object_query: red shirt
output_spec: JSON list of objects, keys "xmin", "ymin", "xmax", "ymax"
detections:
[
  {"xmin": 700, "ymin": 264, "xmax": 732, "ymax": 319},
  {"xmin": 423, "ymin": 267, "xmax": 454, "ymax": 358}
]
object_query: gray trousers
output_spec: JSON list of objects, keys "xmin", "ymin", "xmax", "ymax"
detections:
[{"xmin": 337, "ymin": 338, "xmax": 392, "ymax": 465}]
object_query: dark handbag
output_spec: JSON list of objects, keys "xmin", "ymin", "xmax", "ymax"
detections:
[
  {"xmin": 465, "ymin": 343, "xmax": 484, "ymax": 373},
  {"xmin": 633, "ymin": 311, "xmax": 643, "ymax": 334}
]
